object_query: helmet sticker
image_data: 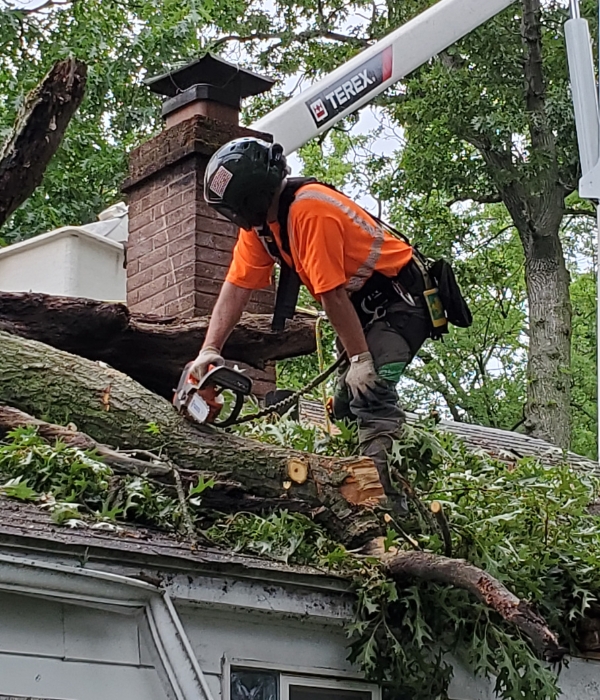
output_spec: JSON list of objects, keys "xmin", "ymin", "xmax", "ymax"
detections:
[{"xmin": 209, "ymin": 166, "xmax": 234, "ymax": 198}]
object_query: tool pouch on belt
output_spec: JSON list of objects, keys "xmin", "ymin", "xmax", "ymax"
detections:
[
  {"xmin": 429, "ymin": 259, "xmax": 473, "ymax": 329},
  {"xmin": 398, "ymin": 257, "xmax": 448, "ymax": 338}
]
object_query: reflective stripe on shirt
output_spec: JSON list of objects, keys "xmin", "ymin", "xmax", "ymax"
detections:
[{"xmin": 292, "ymin": 189, "xmax": 384, "ymax": 292}]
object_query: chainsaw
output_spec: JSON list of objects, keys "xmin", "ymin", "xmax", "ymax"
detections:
[{"xmin": 173, "ymin": 363, "xmax": 253, "ymax": 428}]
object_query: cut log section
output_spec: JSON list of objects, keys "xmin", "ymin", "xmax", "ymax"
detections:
[
  {"xmin": 0, "ymin": 292, "xmax": 317, "ymax": 399},
  {"xmin": 0, "ymin": 58, "xmax": 87, "ymax": 227}
]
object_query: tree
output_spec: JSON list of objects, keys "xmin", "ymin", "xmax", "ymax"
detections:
[
  {"xmin": 0, "ymin": 331, "xmax": 572, "ymax": 693},
  {"xmin": 373, "ymin": 0, "xmax": 589, "ymax": 449}
]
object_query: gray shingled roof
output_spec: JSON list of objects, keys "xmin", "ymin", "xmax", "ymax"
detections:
[
  {"xmin": 0, "ymin": 496, "xmax": 344, "ymax": 585},
  {"xmin": 406, "ymin": 412, "xmax": 598, "ymax": 473}
]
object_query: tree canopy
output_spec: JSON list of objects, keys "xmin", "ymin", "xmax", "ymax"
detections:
[{"xmin": 0, "ymin": 3, "xmax": 597, "ymax": 432}]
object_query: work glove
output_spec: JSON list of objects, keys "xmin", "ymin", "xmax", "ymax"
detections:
[
  {"xmin": 189, "ymin": 345, "xmax": 224, "ymax": 380},
  {"xmin": 345, "ymin": 351, "xmax": 380, "ymax": 397}
]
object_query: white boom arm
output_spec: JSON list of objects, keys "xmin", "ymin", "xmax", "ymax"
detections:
[
  {"xmin": 251, "ymin": 0, "xmax": 516, "ymax": 154},
  {"xmin": 564, "ymin": 0, "xmax": 600, "ymax": 459}
]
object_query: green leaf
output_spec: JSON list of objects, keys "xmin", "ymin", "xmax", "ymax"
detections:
[{"xmin": 0, "ymin": 477, "xmax": 37, "ymax": 501}]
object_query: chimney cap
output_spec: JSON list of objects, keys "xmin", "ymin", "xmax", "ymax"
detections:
[{"xmin": 145, "ymin": 52, "xmax": 274, "ymax": 100}]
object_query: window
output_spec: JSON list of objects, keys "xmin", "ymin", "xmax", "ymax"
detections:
[
  {"xmin": 289, "ymin": 686, "xmax": 371, "ymax": 700},
  {"xmin": 229, "ymin": 668, "xmax": 378, "ymax": 700},
  {"xmin": 231, "ymin": 669, "xmax": 279, "ymax": 700}
]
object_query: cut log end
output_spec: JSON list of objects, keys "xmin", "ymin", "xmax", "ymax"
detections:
[
  {"xmin": 287, "ymin": 458, "xmax": 309, "ymax": 484},
  {"xmin": 339, "ymin": 457, "xmax": 385, "ymax": 506}
]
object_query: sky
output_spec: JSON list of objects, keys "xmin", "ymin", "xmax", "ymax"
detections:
[{"xmin": 1, "ymin": 0, "xmax": 49, "ymax": 6}]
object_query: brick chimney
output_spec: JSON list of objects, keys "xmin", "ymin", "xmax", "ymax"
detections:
[
  {"xmin": 122, "ymin": 53, "xmax": 275, "ymax": 318},
  {"xmin": 122, "ymin": 54, "xmax": 277, "ymax": 395}
]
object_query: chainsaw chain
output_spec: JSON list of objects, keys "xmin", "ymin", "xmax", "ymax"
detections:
[{"xmin": 231, "ymin": 352, "xmax": 348, "ymax": 426}]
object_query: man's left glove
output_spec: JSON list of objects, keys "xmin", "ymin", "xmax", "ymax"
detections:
[
  {"xmin": 189, "ymin": 345, "xmax": 224, "ymax": 380},
  {"xmin": 345, "ymin": 351, "xmax": 380, "ymax": 397}
]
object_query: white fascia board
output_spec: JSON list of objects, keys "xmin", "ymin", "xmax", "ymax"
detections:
[
  {"xmin": 164, "ymin": 573, "xmax": 354, "ymax": 623},
  {"xmin": 0, "ymin": 226, "xmax": 124, "ymax": 260}
]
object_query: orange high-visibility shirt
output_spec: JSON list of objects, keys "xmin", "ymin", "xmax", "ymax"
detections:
[{"xmin": 225, "ymin": 183, "xmax": 413, "ymax": 299}]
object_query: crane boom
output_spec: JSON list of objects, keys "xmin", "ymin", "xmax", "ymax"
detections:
[{"xmin": 251, "ymin": 0, "xmax": 517, "ymax": 154}]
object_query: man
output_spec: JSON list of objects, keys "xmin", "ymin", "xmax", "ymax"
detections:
[{"xmin": 190, "ymin": 137, "xmax": 434, "ymax": 512}]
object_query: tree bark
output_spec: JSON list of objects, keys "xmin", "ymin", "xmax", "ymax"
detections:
[
  {"xmin": 517, "ymin": 0, "xmax": 572, "ymax": 448},
  {"xmin": 0, "ymin": 331, "xmax": 382, "ymax": 546},
  {"xmin": 0, "ymin": 58, "xmax": 87, "ymax": 228},
  {"xmin": 0, "ymin": 292, "xmax": 316, "ymax": 399},
  {"xmin": 365, "ymin": 540, "xmax": 565, "ymax": 662},
  {"xmin": 520, "ymin": 226, "xmax": 572, "ymax": 448}
]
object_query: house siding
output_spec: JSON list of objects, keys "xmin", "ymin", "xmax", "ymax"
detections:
[{"xmin": 0, "ymin": 592, "xmax": 165, "ymax": 700}]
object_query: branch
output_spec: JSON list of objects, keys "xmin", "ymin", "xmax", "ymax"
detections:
[
  {"xmin": 366, "ymin": 540, "xmax": 566, "ymax": 662},
  {"xmin": 571, "ymin": 401, "xmax": 596, "ymax": 423},
  {"xmin": 564, "ymin": 208, "xmax": 597, "ymax": 221},
  {"xmin": 0, "ymin": 57, "xmax": 87, "ymax": 227},
  {"xmin": 210, "ymin": 29, "xmax": 370, "ymax": 51},
  {"xmin": 521, "ymin": 0, "xmax": 553, "ymax": 153},
  {"xmin": 0, "ymin": 404, "xmax": 171, "ymax": 478},
  {"xmin": 446, "ymin": 193, "xmax": 503, "ymax": 207},
  {"xmin": 430, "ymin": 501, "xmax": 452, "ymax": 557}
]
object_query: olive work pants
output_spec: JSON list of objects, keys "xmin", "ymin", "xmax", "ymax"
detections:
[{"xmin": 332, "ymin": 297, "xmax": 431, "ymax": 512}]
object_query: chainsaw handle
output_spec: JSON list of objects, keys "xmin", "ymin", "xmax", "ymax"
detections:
[{"xmin": 212, "ymin": 391, "xmax": 245, "ymax": 428}]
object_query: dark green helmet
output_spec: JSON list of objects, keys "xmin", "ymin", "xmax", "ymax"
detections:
[{"xmin": 204, "ymin": 137, "xmax": 287, "ymax": 230}]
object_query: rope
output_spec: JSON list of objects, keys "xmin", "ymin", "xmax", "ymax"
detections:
[
  {"xmin": 232, "ymin": 352, "xmax": 347, "ymax": 426},
  {"xmin": 315, "ymin": 316, "xmax": 329, "ymax": 407}
]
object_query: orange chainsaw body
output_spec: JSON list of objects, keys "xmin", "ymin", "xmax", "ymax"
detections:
[{"xmin": 173, "ymin": 363, "xmax": 252, "ymax": 427}]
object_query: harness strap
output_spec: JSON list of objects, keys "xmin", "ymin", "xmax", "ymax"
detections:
[{"xmin": 259, "ymin": 177, "xmax": 317, "ymax": 331}]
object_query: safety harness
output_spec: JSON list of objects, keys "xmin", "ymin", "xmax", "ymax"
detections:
[
  {"xmin": 257, "ymin": 178, "xmax": 471, "ymax": 337},
  {"xmin": 257, "ymin": 177, "xmax": 316, "ymax": 331}
]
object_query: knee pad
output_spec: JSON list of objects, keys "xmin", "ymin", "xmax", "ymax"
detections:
[{"xmin": 377, "ymin": 361, "xmax": 407, "ymax": 383}]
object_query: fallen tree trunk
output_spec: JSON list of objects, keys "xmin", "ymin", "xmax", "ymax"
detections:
[
  {"xmin": 0, "ymin": 58, "xmax": 87, "ymax": 227},
  {"xmin": 0, "ymin": 330, "xmax": 382, "ymax": 545},
  {"xmin": 0, "ymin": 403, "xmax": 565, "ymax": 661},
  {"xmin": 0, "ymin": 292, "xmax": 316, "ymax": 399}
]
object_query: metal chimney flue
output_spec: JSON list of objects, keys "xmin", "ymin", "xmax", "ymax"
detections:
[{"xmin": 145, "ymin": 53, "xmax": 274, "ymax": 128}]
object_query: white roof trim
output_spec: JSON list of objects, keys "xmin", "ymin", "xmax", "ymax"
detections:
[{"xmin": 0, "ymin": 226, "xmax": 124, "ymax": 259}]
